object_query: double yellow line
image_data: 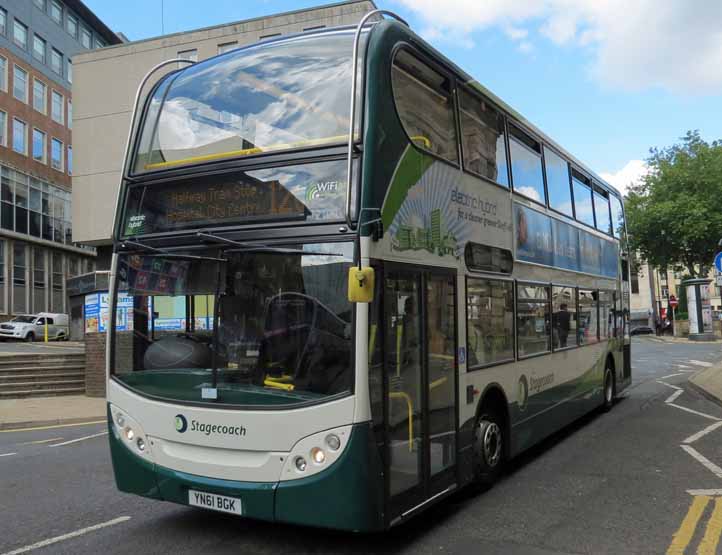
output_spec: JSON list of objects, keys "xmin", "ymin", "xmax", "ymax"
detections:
[{"xmin": 668, "ymin": 495, "xmax": 722, "ymax": 554}]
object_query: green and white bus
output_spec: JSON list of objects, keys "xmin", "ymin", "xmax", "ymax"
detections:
[{"xmin": 107, "ymin": 11, "xmax": 631, "ymax": 532}]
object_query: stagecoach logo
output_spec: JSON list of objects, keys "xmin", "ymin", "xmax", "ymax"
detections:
[
  {"xmin": 305, "ymin": 181, "xmax": 341, "ymax": 201},
  {"xmin": 517, "ymin": 375, "xmax": 529, "ymax": 412},
  {"xmin": 175, "ymin": 414, "xmax": 188, "ymax": 433}
]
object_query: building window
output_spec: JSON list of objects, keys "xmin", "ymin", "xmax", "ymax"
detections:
[
  {"xmin": 13, "ymin": 20, "xmax": 28, "ymax": 49},
  {"xmin": 578, "ymin": 289, "xmax": 599, "ymax": 344},
  {"xmin": 218, "ymin": 42, "xmax": 238, "ymax": 54},
  {"xmin": 458, "ymin": 87, "xmax": 509, "ymax": 187},
  {"xmin": 0, "ymin": 240, "xmax": 5, "ymax": 313},
  {"xmin": 29, "ymin": 179, "xmax": 41, "ymax": 238},
  {"xmin": 67, "ymin": 100, "xmax": 72, "ymax": 129},
  {"xmin": 33, "ymin": 34, "xmax": 46, "ymax": 63},
  {"xmin": 51, "ymin": 48, "xmax": 63, "ymax": 76},
  {"xmin": 67, "ymin": 145, "xmax": 72, "ymax": 175},
  {"xmin": 544, "ymin": 147, "xmax": 573, "ymax": 217},
  {"xmin": 66, "ymin": 13, "xmax": 78, "ymax": 37},
  {"xmin": 0, "ymin": 111, "xmax": 6, "ymax": 146},
  {"xmin": 80, "ymin": 26, "xmax": 91, "ymax": 49},
  {"xmin": 178, "ymin": 48, "xmax": 197, "ymax": 61},
  {"xmin": 14, "ymin": 172, "xmax": 28, "ymax": 234},
  {"xmin": 631, "ymin": 272, "xmax": 640, "ymax": 294},
  {"xmin": 0, "ymin": 9, "xmax": 6, "ymax": 36},
  {"xmin": 517, "ymin": 283, "xmax": 551, "ymax": 357},
  {"xmin": 572, "ymin": 171, "xmax": 595, "ymax": 227},
  {"xmin": 552, "ymin": 286, "xmax": 577, "ymax": 349},
  {"xmin": 33, "ymin": 79, "xmax": 47, "ymax": 114},
  {"xmin": 392, "ymin": 50, "xmax": 458, "ymax": 164},
  {"xmin": 13, "ymin": 66, "xmax": 28, "ymax": 103},
  {"xmin": 33, "ymin": 248, "xmax": 45, "ymax": 313},
  {"xmin": 509, "ymin": 125, "xmax": 545, "ymax": 204},
  {"xmin": 51, "ymin": 91, "xmax": 64, "ymax": 124},
  {"xmin": 34, "ymin": 0, "xmax": 46, "ymax": 10},
  {"xmin": 0, "ymin": 56, "xmax": 6, "ymax": 91},
  {"xmin": 33, "ymin": 129, "xmax": 46, "ymax": 163},
  {"xmin": 51, "ymin": 138, "xmax": 63, "ymax": 171},
  {"xmin": 95, "ymin": 37, "xmax": 106, "ymax": 48},
  {"xmin": 67, "ymin": 59, "xmax": 72, "ymax": 83},
  {"xmin": 467, "ymin": 278, "xmax": 514, "ymax": 367},
  {"xmin": 50, "ymin": 0, "xmax": 63, "ymax": 25},
  {"xmin": 12, "ymin": 119, "xmax": 27, "ymax": 155},
  {"xmin": 13, "ymin": 243, "xmax": 26, "ymax": 314}
]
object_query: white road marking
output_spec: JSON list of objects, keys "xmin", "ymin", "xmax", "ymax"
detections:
[
  {"xmin": 668, "ymin": 404, "xmax": 721, "ymax": 422},
  {"xmin": 49, "ymin": 431, "xmax": 108, "ymax": 447},
  {"xmin": 687, "ymin": 489, "xmax": 722, "ymax": 496},
  {"xmin": 662, "ymin": 373, "xmax": 685, "ymax": 379},
  {"xmin": 0, "ymin": 516, "xmax": 131, "ymax": 555},
  {"xmin": 683, "ymin": 421, "xmax": 722, "ymax": 444},
  {"xmin": 677, "ymin": 365, "xmax": 692, "ymax": 369},
  {"xmin": 666, "ymin": 390, "xmax": 684, "ymax": 404},
  {"xmin": 690, "ymin": 360, "xmax": 714, "ymax": 368},
  {"xmin": 658, "ymin": 381, "xmax": 682, "ymax": 391},
  {"xmin": 18, "ymin": 437, "xmax": 63, "ymax": 446},
  {"xmin": 681, "ymin": 446, "xmax": 722, "ymax": 480},
  {"xmin": 0, "ymin": 452, "xmax": 17, "ymax": 457}
]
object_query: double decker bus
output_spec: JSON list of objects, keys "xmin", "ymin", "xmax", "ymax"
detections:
[{"xmin": 107, "ymin": 11, "xmax": 631, "ymax": 532}]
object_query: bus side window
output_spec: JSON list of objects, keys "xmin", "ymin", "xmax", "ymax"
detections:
[{"xmin": 391, "ymin": 50, "xmax": 458, "ymax": 164}]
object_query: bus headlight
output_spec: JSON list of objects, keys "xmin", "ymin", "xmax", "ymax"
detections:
[
  {"xmin": 280, "ymin": 425, "xmax": 352, "ymax": 481},
  {"xmin": 311, "ymin": 447, "xmax": 325, "ymax": 465},
  {"xmin": 110, "ymin": 404, "xmax": 153, "ymax": 460},
  {"xmin": 325, "ymin": 434, "xmax": 340, "ymax": 451}
]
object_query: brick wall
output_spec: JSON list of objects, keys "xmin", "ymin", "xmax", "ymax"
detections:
[{"xmin": 84, "ymin": 331, "xmax": 105, "ymax": 397}]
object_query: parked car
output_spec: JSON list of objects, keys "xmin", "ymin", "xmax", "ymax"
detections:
[
  {"xmin": 630, "ymin": 325, "xmax": 654, "ymax": 336},
  {"xmin": 0, "ymin": 313, "xmax": 69, "ymax": 342}
]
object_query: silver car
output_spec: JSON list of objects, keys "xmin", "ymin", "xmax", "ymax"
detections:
[{"xmin": 0, "ymin": 313, "xmax": 69, "ymax": 342}]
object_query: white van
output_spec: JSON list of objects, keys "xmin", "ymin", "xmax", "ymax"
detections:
[{"xmin": 0, "ymin": 312, "xmax": 69, "ymax": 342}]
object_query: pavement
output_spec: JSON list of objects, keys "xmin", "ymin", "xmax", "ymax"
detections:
[
  {"xmin": 1, "ymin": 337, "xmax": 722, "ymax": 554},
  {"xmin": 0, "ymin": 395, "xmax": 106, "ymax": 430}
]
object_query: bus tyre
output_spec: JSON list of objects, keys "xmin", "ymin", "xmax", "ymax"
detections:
[
  {"xmin": 602, "ymin": 365, "xmax": 615, "ymax": 412},
  {"xmin": 472, "ymin": 410, "xmax": 504, "ymax": 487}
]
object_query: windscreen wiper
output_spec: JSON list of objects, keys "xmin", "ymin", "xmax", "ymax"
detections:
[
  {"xmin": 197, "ymin": 231, "xmax": 342, "ymax": 257},
  {"xmin": 119, "ymin": 239, "xmax": 226, "ymax": 262}
]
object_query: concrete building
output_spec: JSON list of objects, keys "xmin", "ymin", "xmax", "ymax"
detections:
[
  {"xmin": 0, "ymin": 0, "xmax": 120, "ymax": 320},
  {"xmin": 72, "ymin": 0, "xmax": 376, "ymax": 266}
]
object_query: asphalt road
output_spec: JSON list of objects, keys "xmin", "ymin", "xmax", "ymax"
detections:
[{"xmin": 1, "ymin": 337, "xmax": 722, "ymax": 554}]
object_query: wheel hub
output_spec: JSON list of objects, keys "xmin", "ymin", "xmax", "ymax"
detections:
[{"xmin": 482, "ymin": 422, "xmax": 501, "ymax": 467}]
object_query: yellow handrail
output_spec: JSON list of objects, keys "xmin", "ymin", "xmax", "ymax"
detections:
[
  {"xmin": 144, "ymin": 134, "xmax": 348, "ymax": 170},
  {"xmin": 389, "ymin": 391, "xmax": 414, "ymax": 452},
  {"xmin": 410, "ymin": 135, "xmax": 431, "ymax": 149}
]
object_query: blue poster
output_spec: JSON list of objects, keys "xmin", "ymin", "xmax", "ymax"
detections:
[
  {"xmin": 600, "ymin": 239, "xmax": 619, "ymax": 278},
  {"xmin": 579, "ymin": 231, "xmax": 602, "ymax": 275},
  {"xmin": 552, "ymin": 219, "xmax": 580, "ymax": 272},
  {"xmin": 515, "ymin": 204, "xmax": 553, "ymax": 266},
  {"xmin": 84, "ymin": 293, "xmax": 100, "ymax": 333}
]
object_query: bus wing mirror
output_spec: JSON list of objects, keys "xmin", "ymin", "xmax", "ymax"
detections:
[{"xmin": 348, "ymin": 267, "xmax": 375, "ymax": 303}]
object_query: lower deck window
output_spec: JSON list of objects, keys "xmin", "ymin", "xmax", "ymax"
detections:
[
  {"xmin": 578, "ymin": 289, "xmax": 599, "ymax": 344},
  {"xmin": 552, "ymin": 286, "xmax": 577, "ymax": 349},
  {"xmin": 467, "ymin": 278, "xmax": 514, "ymax": 367},
  {"xmin": 516, "ymin": 283, "xmax": 550, "ymax": 357}
]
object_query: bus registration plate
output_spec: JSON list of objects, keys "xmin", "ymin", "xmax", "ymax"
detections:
[{"xmin": 188, "ymin": 490, "xmax": 242, "ymax": 515}]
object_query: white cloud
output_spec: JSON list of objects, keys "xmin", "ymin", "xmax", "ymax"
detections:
[
  {"xmin": 600, "ymin": 160, "xmax": 649, "ymax": 196},
  {"xmin": 394, "ymin": 0, "xmax": 722, "ymax": 94}
]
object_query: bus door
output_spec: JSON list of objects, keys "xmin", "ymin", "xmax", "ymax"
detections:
[{"xmin": 383, "ymin": 266, "xmax": 458, "ymax": 522}]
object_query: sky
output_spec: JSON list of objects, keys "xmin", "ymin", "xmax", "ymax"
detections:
[{"xmin": 84, "ymin": 0, "xmax": 722, "ymax": 194}]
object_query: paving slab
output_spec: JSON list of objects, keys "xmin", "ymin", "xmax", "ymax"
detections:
[{"xmin": 0, "ymin": 395, "xmax": 106, "ymax": 430}]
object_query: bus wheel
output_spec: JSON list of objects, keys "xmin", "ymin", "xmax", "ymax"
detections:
[
  {"xmin": 472, "ymin": 409, "xmax": 504, "ymax": 487},
  {"xmin": 602, "ymin": 364, "xmax": 615, "ymax": 412}
]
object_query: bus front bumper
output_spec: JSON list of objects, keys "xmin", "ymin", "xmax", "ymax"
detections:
[{"xmin": 108, "ymin": 410, "xmax": 384, "ymax": 532}]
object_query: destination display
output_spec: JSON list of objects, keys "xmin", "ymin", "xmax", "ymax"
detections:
[
  {"xmin": 515, "ymin": 203, "xmax": 618, "ymax": 278},
  {"xmin": 122, "ymin": 159, "xmax": 349, "ymax": 236}
]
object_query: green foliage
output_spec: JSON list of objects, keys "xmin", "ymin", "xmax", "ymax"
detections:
[{"xmin": 626, "ymin": 131, "xmax": 722, "ymax": 277}]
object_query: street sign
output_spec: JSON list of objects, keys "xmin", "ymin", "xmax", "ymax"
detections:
[
  {"xmin": 717, "ymin": 274, "xmax": 722, "ymax": 287},
  {"xmin": 715, "ymin": 252, "xmax": 722, "ymax": 273},
  {"xmin": 669, "ymin": 295, "xmax": 678, "ymax": 309}
]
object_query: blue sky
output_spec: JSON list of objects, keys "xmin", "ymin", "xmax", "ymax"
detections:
[{"xmin": 85, "ymin": 0, "xmax": 722, "ymax": 192}]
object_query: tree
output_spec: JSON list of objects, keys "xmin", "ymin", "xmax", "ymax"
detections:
[{"xmin": 625, "ymin": 131, "xmax": 722, "ymax": 277}]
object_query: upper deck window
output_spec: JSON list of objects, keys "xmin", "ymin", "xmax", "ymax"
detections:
[
  {"xmin": 572, "ymin": 170, "xmax": 594, "ymax": 227},
  {"xmin": 133, "ymin": 30, "xmax": 365, "ymax": 174},
  {"xmin": 544, "ymin": 147, "xmax": 573, "ymax": 217},
  {"xmin": 458, "ymin": 88, "xmax": 508, "ymax": 186},
  {"xmin": 610, "ymin": 194, "xmax": 625, "ymax": 239},
  {"xmin": 593, "ymin": 187, "xmax": 611, "ymax": 235},
  {"xmin": 509, "ymin": 125, "xmax": 545, "ymax": 205},
  {"xmin": 391, "ymin": 50, "xmax": 458, "ymax": 164}
]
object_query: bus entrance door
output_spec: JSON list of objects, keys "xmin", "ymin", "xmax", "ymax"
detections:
[{"xmin": 383, "ymin": 267, "xmax": 457, "ymax": 523}]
